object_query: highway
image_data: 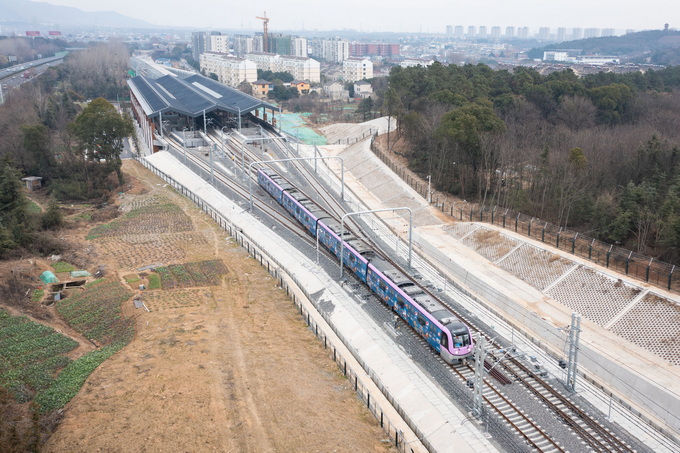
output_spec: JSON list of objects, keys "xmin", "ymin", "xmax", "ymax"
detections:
[{"xmin": 0, "ymin": 54, "xmax": 66, "ymax": 103}]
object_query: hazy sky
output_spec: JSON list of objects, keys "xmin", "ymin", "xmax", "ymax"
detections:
[{"xmin": 42, "ymin": 0, "xmax": 676, "ymax": 33}]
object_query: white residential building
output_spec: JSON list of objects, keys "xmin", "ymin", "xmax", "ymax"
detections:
[
  {"xmin": 231, "ymin": 34, "xmax": 262, "ymax": 57},
  {"xmin": 543, "ymin": 51, "xmax": 571, "ymax": 62},
  {"xmin": 245, "ymin": 52, "xmax": 320, "ymax": 83},
  {"xmin": 291, "ymin": 37, "xmax": 308, "ymax": 57},
  {"xmin": 343, "ymin": 57, "xmax": 373, "ymax": 82},
  {"xmin": 210, "ymin": 35, "xmax": 230, "ymax": 54},
  {"xmin": 322, "ymin": 39, "xmax": 350, "ymax": 63},
  {"xmin": 354, "ymin": 80, "xmax": 373, "ymax": 98},
  {"xmin": 324, "ymin": 81, "xmax": 349, "ymax": 101},
  {"xmin": 199, "ymin": 53, "xmax": 257, "ymax": 87}
]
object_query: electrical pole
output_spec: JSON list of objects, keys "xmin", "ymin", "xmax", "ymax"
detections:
[
  {"xmin": 210, "ymin": 143, "xmax": 215, "ymax": 184},
  {"xmin": 473, "ymin": 336, "xmax": 486, "ymax": 418},
  {"xmin": 565, "ymin": 313, "xmax": 581, "ymax": 392}
]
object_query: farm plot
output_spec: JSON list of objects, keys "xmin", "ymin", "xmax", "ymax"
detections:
[
  {"xmin": 29, "ymin": 279, "xmax": 136, "ymax": 413},
  {"xmin": 154, "ymin": 260, "xmax": 228, "ymax": 290},
  {"xmin": 56, "ymin": 279, "xmax": 134, "ymax": 346},
  {"xmin": 0, "ymin": 309, "xmax": 78, "ymax": 403},
  {"xmin": 87, "ymin": 200, "xmax": 193, "ymax": 240},
  {"xmin": 142, "ymin": 288, "xmax": 213, "ymax": 311}
]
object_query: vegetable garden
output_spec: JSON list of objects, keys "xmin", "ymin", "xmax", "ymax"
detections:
[
  {"xmin": 87, "ymin": 200, "xmax": 193, "ymax": 240},
  {"xmin": 0, "ymin": 309, "xmax": 78, "ymax": 403},
  {"xmin": 56, "ymin": 279, "xmax": 134, "ymax": 346},
  {"xmin": 154, "ymin": 260, "xmax": 228, "ymax": 290},
  {"xmin": 32, "ymin": 279, "xmax": 135, "ymax": 412}
]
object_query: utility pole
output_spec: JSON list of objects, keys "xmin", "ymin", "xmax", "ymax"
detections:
[
  {"xmin": 472, "ymin": 336, "xmax": 486, "ymax": 418},
  {"xmin": 565, "ymin": 313, "xmax": 582, "ymax": 392},
  {"xmin": 210, "ymin": 143, "xmax": 215, "ymax": 184}
]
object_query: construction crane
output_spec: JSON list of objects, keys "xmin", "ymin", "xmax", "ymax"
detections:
[{"xmin": 256, "ymin": 12, "xmax": 270, "ymax": 53}]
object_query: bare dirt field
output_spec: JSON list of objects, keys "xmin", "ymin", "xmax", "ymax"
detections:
[{"xmin": 38, "ymin": 160, "xmax": 395, "ymax": 452}]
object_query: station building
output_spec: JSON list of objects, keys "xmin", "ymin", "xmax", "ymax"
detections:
[{"xmin": 127, "ymin": 72, "xmax": 278, "ymax": 154}]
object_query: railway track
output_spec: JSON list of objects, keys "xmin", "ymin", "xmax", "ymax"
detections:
[
  {"xmin": 255, "ymin": 134, "xmax": 639, "ymax": 452},
  {"xmin": 499, "ymin": 354, "xmax": 635, "ymax": 452},
  {"xmin": 165, "ymin": 131, "xmax": 640, "ymax": 452}
]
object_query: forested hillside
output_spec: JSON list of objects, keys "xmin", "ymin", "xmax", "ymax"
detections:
[
  {"xmin": 527, "ymin": 29, "xmax": 680, "ymax": 64},
  {"xmin": 386, "ymin": 62, "xmax": 680, "ymax": 262},
  {"xmin": 0, "ymin": 41, "xmax": 132, "ymax": 258}
]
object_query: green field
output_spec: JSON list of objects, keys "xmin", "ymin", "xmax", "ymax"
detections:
[
  {"xmin": 0, "ymin": 309, "xmax": 78, "ymax": 403},
  {"xmin": 1, "ymin": 279, "xmax": 136, "ymax": 413},
  {"xmin": 155, "ymin": 260, "xmax": 228, "ymax": 289}
]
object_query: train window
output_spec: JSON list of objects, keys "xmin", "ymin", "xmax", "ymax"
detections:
[
  {"xmin": 440, "ymin": 332, "xmax": 448, "ymax": 348},
  {"xmin": 379, "ymin": 280, "xmax": 386, "ymax": 291},
  {"xmin": 417, "ymin": 316, "xmax": 426, "ymax": 327},
  {"xmin": 451, "ymin": 333, "xmax": 469, "ymax": 347},
  {"xmin": 397, "ymin": 298, "xmax": 405, "ymax": 309}
]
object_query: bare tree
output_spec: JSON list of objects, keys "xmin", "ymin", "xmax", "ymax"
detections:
[{"xmin": 555, "ymin": 95, "xmax": 597, "ymax": 131}]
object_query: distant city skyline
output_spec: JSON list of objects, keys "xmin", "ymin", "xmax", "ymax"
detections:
[{"xmin": 35, "ymin": 0, "xmax": 677, "ymax": 33}]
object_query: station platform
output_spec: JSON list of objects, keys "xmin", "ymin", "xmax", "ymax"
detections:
[{"xmin": 315, "ymin": 125, "xmax": 680, "ymax": 446}]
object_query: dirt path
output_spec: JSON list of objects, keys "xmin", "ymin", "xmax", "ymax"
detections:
[{"xmin": 44, "ymin": 160, "xmax": 395, "ymax": 452}]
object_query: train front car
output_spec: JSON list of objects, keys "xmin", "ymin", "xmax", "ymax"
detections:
[
  {"xmin": 428, "ymin": 310, "xmax": 474, "ymax": 361},
  {"xmin": 367, "ymin": 256, "xmax": 474, "ymax": 363}
]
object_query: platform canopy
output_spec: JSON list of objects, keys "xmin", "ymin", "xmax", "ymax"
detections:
[{"xmin": 127, "ymin": 73, "xmax": 278, "ymax": 120}]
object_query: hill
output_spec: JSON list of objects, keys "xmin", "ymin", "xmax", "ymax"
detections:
[
  {"xmin": 528, "ymin": 29, "xmax": 680, "ymax": 64},
  {"xmin": 0, "ymin": 0, "xmax": 154, "ymax": 30}
]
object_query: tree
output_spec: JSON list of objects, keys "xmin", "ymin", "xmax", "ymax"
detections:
[
  {"xmin": 237, "ymin": 80, "xmax": 253, "ymax": 95},
  {"xmin": 0, "ymin": 158, "xmax": 30, "ymax": 257},
  {"xmin": 41, "ymin": 197, "xmax": 63, "ymax": 230},
  {"xmin": 588, "ymin": 83, "xmax": 634, "ymax": 125},
  {"xmin": 383, "ymin": 87, "xmax": 403, "ymax": 151},
  {"xmin": 436, "ymin": 102, "xmax": 506, "ymax": 197},
  {"xmin": 555, "ymin": 95, "xmax": 597, "ymax": 130},
  {"xmin": 21, "ymin": 124, "xmax": 54, "ymax": 177},
  {"xmin": 70, "ymin": 98, "xmax": 134, "ymax": 185},
  {"xmin": 356, "ymin": 97, "xmax": 373, "ymax": 121}
]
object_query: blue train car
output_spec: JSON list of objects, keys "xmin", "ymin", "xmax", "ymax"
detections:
[
  {"xmin": 280, "ymin": 188, "xmax": 318, "ymax": 235},
  {"xmin": 258, "ymin": 169, "xmax": 286, "ymax": 203},
  {"xmin": 317, "ymin": 219, "xmax": 372, "ymax": 282}
]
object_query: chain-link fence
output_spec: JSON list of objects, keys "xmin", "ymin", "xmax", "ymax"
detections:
[
  {"xmin": 370, "ymin": 142, "xmax": 679, "ymax": 294},
  {"xmin": 138, "ymin": 157, "xmax": 426, "ymax": 453}
]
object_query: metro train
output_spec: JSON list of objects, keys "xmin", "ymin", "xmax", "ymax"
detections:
[{"xmin": 258, "ymin": 168, "xmax": 475, "ymax": 363}]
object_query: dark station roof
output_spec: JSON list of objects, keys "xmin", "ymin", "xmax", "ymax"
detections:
[{"xmin": 127, "ymin": 73, "xmax": 278, "ymax": 119}]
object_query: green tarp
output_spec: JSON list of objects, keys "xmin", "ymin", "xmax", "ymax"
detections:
[{"xmin": 40, "ymin": 271, "xmax": 58, "ymax": 284}]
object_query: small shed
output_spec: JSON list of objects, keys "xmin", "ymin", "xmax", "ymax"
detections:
[
  {"xmin": 40, "ymin": 271, "xmax": 59, "ymax": 284},
  {"xmin": 21, "ymin": 176, "xmax": 43, "ymax": 191}
]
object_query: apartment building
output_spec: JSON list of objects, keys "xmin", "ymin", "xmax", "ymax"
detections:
[
  {"xmin": 210, "ymin": 34, "xmax": 230, "ymax": 54},
  {"xmin": 343, "ymin": 57, "xmax": 373, "ymax": 82},
  {"xmin": 291, "ymin": 37, "xmax": 308, "ymax": 57},
  {"xmin": 199, "ymin": 52, "xmax": 257, "ymax": 87},
  {"xmin": 349, "ymin": 42, "xmax": 399, "ymax": 58},
  {"xmin": 245, "ymin": 52, "xmax": 320, "ymax": 83},
  {"xmin": 232, "ymin": 34, "xmax": 263, "ymax": 57},
  {"xmin": 322, "ymin": 39, "xmax": 350, "ymax": 63}
]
